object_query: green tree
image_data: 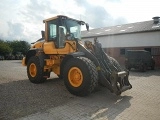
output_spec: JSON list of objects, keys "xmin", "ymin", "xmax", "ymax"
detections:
[
  {"xmin": 9, "ymin": 40, "xmax": 30, "ymax": 55},
  {"xmin": 0, "ymin": 40, "xmax": 12, "ymax": 55},
  {"xmin": 20, "ymin": 41, "xmax": 31, "ymax": 55},
  {"xmin": 0, "ymin": 39, "xmax": 30, "ymax": 57}
]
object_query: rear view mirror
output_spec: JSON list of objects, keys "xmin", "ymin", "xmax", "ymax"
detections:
[
  {"xmin": 41, "ymin": 31, "xmax": 45, "ymax": 38},
  {"xmin": 86, "ymin": 23, "xmax": 89, "ymax": 31}
]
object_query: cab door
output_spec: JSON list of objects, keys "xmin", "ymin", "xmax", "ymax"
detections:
[{"xmin": 43, "ymin": 19, "xmax": 76, "ymax": 54}]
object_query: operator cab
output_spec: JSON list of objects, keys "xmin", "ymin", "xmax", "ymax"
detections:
[{"xmin": 43, "ymin": 15, "xmax": 89, "ymax": 48}]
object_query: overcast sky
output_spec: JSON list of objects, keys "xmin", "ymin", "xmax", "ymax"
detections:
[{"xmin": 0, "ymin": 0, "xmax": 159, "ymax": 43}]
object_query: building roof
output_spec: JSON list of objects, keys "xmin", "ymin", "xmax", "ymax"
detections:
[{"xmin": 81, "ymin": 20, "xmax": 160, "ymax": 38}]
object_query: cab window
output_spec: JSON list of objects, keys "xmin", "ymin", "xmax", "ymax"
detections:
[{"xmin": 48, "ymin": 20, "xmax": 57, "ymax": 41}]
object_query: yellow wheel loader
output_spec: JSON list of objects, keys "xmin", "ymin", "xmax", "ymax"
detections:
[{"xmin": 22, "ymin": 15, "xmax": 132, "ymax": 96}]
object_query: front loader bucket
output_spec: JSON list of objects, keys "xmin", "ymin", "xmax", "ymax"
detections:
[{"xmin": 110, "ymin": 71, "xmax": 132, "ymax": 95}]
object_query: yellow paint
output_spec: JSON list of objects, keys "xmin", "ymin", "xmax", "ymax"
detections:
[
  {"xmin": 29, "ymin": 63, "xmax": 37, "ymax": 77},
  {"xmin": 31, "ymin": 41, "xmax": 44, "ymax": 49},
  {"xmin": 23, "ymin": 16, "xmax": 79, "ymax": 76},
  {"xmin": 44, "ymin": 58, "xmax": 61, "ymax": 74},
  {"xmin": 68, "ymin": 67, "xmax": 83, "ymax": 87},
  {"xmin": 45, "ymin": 59, "xmax": 60, "ymax": 66},
  {"xmin": 43, "ymin": 16, "xmax": 58, "ymax": 23},
  {"xmin": 52, "ymin": 65, "xmax": 60, "ymax": 75},
  {"xmin": 22, "ymin": 57, "xmax": 26, "ymax": 66},
  {"xmin": 43, "ymin": 41, "xmax": 76, "ymax": 54}
]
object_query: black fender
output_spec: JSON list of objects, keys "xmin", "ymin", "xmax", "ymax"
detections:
[
  {"xmin": 25, "ymin": 48, "xmax": 46, "ymax": 67},
  {"xmin": 60, "ymin": 52, "xmax": 85, "ymax": 76},
  {"xmin": 61, "ymin": 52, "xmax": 85, "ymax": 64}
]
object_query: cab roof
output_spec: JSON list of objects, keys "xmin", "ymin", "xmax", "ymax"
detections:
[{"xmin": 43, "ymin": 15, "xmax": 85, "ymax": 24}]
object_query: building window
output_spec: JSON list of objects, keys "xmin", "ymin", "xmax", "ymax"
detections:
[
  {"xmin": 144, "ymin": 48, "xmax": 151, "ymax": 52},
  {"xmin": 151, "ymin": 48, "xmax": 160, "ymax": 56},
  {"xmin": 120, "ymin": 48, "xmax": 125, "ymax": 55}
]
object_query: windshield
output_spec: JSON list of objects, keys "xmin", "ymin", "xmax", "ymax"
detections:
[{"xmin": 64, "ymin": 19, "xmax": 81, "ymax": 40}]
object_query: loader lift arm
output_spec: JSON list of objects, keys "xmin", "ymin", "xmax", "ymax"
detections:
[{"xmin": 83, "ymin": 38, "xmax": 132, "ymax": 95}]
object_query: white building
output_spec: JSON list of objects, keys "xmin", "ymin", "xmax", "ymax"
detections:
[{"xmin": 82, "ymin": 17, "xmax": 160, "ymax": 67}]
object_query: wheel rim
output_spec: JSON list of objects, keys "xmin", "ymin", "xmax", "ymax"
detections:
[
  {"xmin": 29, "ymin": 63, "xmax": 37, "ymax": 77},
  {"xmin": 68, "ymin": 67, "xmax": 83, "ymax": 87}
]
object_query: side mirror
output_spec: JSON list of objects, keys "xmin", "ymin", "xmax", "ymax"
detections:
[
  {"xmin": 41, "ymin": 31, "xmax": 45, "ymax": 38},
  {"xmin": 86, "ymin": 23, "xmax": 89, "ymax": 31}
]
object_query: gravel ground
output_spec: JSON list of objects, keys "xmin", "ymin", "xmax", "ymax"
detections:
[
  {"xmin": 0, "ymin": 60, "xmax": 160, "ymax": 120},
  {"xmin": 0, "ymin": 60, "xmax": 75, "ymax": 119}
]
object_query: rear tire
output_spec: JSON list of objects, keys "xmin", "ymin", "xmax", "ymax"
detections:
[
  {"xmin": 27, "ymin": 56, "xmax": 46, "ymax": 83},
  {"xmin": 57, "ymin": 75, "xmax": 63, "ymax": 79},
  {"xmin": 63, "ymin": 57, "xmax": 98, "ymax": 96},
  {"xmin": 110, "ymin": 57, "xmax": 123, "ymax": 71}
]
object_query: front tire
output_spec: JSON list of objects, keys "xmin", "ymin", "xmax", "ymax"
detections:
[
  {"xmin": 63, "ymin": 57, "xmax": 98, "ymax": 96},
  {"xmin": 27, "ymin": 56, "xmax": 46, "ymax": 83}
]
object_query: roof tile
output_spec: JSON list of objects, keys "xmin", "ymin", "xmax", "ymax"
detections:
[{"xmin": 82, "ymin": 20, "xmax": 160, "ymax": 38}]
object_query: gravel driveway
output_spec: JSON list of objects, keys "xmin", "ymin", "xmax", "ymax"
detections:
[{"xmin": 0, "ymin": 60, "xmax": 160, "ymax": 120}]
